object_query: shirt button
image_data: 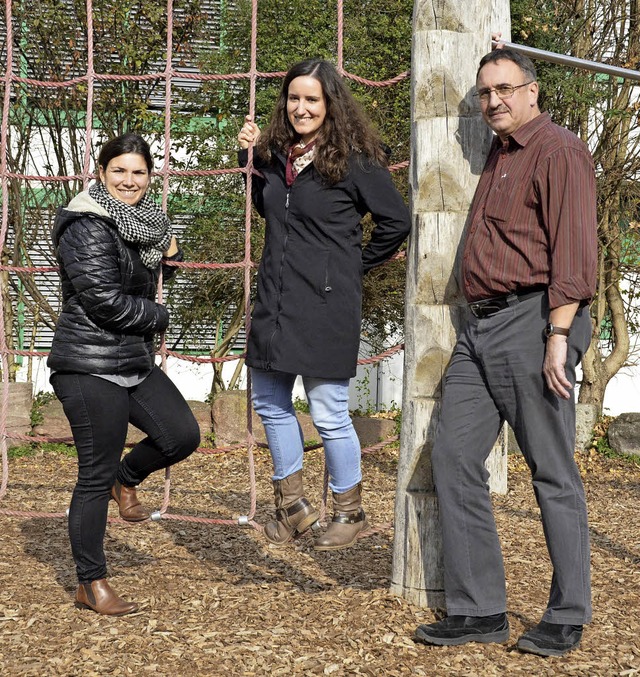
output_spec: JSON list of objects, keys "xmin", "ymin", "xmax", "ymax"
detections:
[{"xmin": 325, "ymin": 286, "xmax": 332, "ymax": 292}]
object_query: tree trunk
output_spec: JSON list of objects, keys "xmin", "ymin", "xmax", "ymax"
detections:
[
  {"xmin": 0, "ymin": 269, "xmax": 17, "ymax": 382},
  {"xmin": 577, "ymin": 2, "xmax": 640, "ymax": 413},
  {"xmin": 390, "ymin": 1, "xmax": 510, "ymax": 608}
]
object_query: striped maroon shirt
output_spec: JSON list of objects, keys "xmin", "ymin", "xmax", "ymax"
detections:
[{"xmin": 461, "ymin": 112, "xmax": 597, "ymax": 309}]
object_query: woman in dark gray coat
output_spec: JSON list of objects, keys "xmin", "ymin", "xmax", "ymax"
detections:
[
  {"xmin": 48, "ymin": 134, "xmax": 200, "ymax": 615},
  {"xmin": 238, "ymin": 59, "xmax": 411, "ymax": 551}
]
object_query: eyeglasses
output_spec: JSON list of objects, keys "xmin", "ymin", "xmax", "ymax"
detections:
[{"xmin": 473, "ymin": 82, "xmax": 533, "ymax": 103}]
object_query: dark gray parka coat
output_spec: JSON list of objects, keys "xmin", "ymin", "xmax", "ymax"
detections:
[
  {"xmin": 47, "ymin": 193, "xmax": 170, "ymax": 376},
  {"xmin": 240, "ymin": 148, "xmax": 411, "ymax": 379}
]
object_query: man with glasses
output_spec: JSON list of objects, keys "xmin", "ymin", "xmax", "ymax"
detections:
[{"xmin": 414, "ymin": 48, "xmax": 597, "ymax": 657}]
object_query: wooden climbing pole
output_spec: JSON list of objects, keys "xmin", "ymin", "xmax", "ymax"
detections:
[{"xmin": 391, "ymin": 0, "xmax": 511, "ymax": 608}]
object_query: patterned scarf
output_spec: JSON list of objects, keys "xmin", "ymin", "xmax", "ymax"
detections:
[
  {"xmin": 88, "ymin": 182, "xmax": 172, "ymax": 269},
  {"xmin": 285, "ymin": 140, "xmax": 316, "ymax": 186}
]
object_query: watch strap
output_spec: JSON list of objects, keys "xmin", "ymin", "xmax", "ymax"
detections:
[{"xmin": 546, "ymin": 323, "xmax": 571, "ymax": 337}]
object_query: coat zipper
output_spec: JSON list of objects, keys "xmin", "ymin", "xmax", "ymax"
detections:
[{"xmin": 265, "ymin": 186, "xmax": 292, "ymax": 368}]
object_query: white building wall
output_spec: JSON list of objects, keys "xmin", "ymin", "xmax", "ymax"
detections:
[
  {"xmin": 17, "ymin": 341, "xmax": 406, "ymax": 413},
  {"xmin": 602, "ymin": 366, "xmax": 640, "ymax": 414},
  {"xmin": 18, "ymin": 347, "xmax": 637, "ymax": 415}
]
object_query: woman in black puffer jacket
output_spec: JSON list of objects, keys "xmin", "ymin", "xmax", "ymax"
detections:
[{"xmin": 48, "ymin": 134, "xmax": 200, "ymax": 616}]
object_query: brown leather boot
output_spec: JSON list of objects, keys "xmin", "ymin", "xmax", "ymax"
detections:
[
  {"xmin": 264, "ymin": 469, "xmax": 320, "ymax": 546},
  {"xmin": 75, "ymin": 579, "xmax": 138, "ymax": 616},
  {"xmin": 314, "ymin": 483, "xmax": 369, "ymax": 551},
  {"xmin": 111, "ymin": 479, "xmax": 150, "ymax": 522}
]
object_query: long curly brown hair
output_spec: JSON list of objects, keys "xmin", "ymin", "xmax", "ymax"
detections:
[{"xmin": 257, "ymin": 59, "xmax": 388, "ymax": 184}]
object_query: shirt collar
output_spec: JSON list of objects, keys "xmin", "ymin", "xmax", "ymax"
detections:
[{"xmin": 506, "ymin": 111, "xmax": 551, "ymax": 148}]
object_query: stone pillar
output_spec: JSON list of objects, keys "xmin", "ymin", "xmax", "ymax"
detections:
[
  {"xmin": 390, "ymin": 1, "xmax": 510, "ymax": 608},
  {"xmin": 2, "ymin": 381, "xmax": 33, "ymax": 449}
]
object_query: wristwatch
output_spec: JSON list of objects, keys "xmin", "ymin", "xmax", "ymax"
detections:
[{"xmin": 544, "ymin": 323, "xmax": 571, "ymax": 338}]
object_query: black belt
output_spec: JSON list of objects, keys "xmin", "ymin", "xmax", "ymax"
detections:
[{"xmin": 468, "ymin": 287, "xmax": 546, "ymax": 319}]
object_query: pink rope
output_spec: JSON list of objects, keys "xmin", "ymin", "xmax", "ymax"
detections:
[
  {"xmin": 3, "ymin": 168, "xmax": 245, "ymax": 181},
  {"xmin": 337, "ymin": 0, "xmax": 344, "ymax": 73},
  {"xmin": 0, "ymin": 0, "xmax": 409, "ymax": 536},
  {"xmin": 3, "ymin": 163, "xmax": 407, "ymax": 183},
  {"xmin": 357, "ymin": 343, "xmax": 404, "ymax": 365},
  {"xmin": 161, "ymin": 0, "xmax": 174, "ymax": 212},
  {"xmin": 0, "ymin": 509, "xmax": 68, "ymax": 518},
  {"xmin": 83, "ymin": 0, "xmax": 95, "ymax": 191},
  {"xmin": 241, "ymin": 0, "xmax": 261, "ymax": 524},
  {"xmin": 156, "ymin": 0, "xmax": 176, "ymax": 515},
  {"xmin": 0, "ymin": 266, "xmax": 59, "ymax": 273},
  {"xmin": 343, "ymin": 71, "xmax": 410, "ymax": 87},
  {"xmin": 11, "ymin": 70, "xmax": 408, "ymax": 88},
  {"xmin": 4, "ymin": 429, "xmax": 397, "ymax": 456},
  {"xmin": 0, "ymin": 342, "xmax": 404, "ymax": 366},
  {"xmin": 0, "ymin": 0, "xmax": 16, "ymax": 501}
]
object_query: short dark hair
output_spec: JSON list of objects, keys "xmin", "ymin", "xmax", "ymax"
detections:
[
  {"xmin": 97, "ymin": 133, "xmax": 154, "ymax": 175},
  {"xmin": 477, "ymin": 48, "xmax": 537, "ymax": 83}
]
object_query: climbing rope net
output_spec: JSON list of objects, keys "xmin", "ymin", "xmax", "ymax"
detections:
[{"xmin": 0, "ymin": 0, "xmax": 409, "ymax": 531}]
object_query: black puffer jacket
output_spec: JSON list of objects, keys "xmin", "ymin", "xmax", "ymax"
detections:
[
  {"xmin": 240, "ymin": 148, "xmax": 411, "ymax": 379},
  {"xmin": 47, "ymin": 192, "xmax": 170, "ymax": 375}
]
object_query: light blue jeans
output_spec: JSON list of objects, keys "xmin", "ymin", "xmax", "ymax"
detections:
[{"xmin": 250, "ymin": 368, "xmax": 362, "ymax": 493}]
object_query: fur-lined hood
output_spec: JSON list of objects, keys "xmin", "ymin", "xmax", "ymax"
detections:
[{"xmin": 52, "ymin": 191, "xmax": 113, "ymax": 249}]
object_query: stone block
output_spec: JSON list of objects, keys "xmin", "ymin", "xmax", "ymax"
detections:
[
  {"xmin": 211, "ymin": 390, "xmax": 317, "ymax": 448},
  {"xmin": 33, "ymin": 399, "xmax": 71, "ymax": 441},
  {"xmin": 211, "ymin": 391, "xmax": 397, "ymax": 451},
  {"xmin": 2, "ymin": 382, "xmax": 33, "ymax": 448},
  {"xmin": 187, "ymin": 400, "xmax": 213, "ymax": 446},
  {"xmin": 33, "ymin": 398, "xmax": 146, "ymax": 445},
  {"xmin": 576, "ymin": 403, "xmax": 599, "ymax": 452},
  {"xmin": 33, "ymin": 396, "xmax": 213, "ymax": 448},
  {"xmin": 352, "ymin": 416, "xmax": 397, "ymax": 448},
  {"xmin": 211, "ymin": 390, "xmax": 263, "ymax": 446},
  {"xmin": 608, "ymin": 412, "xmax": 640, "ymax": 457}
]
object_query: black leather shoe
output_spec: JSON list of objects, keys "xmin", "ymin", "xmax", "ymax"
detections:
[
  {"xmin": 516, "ymin": 620, "xmax": 583, "ymax": 657},
  {"xmin": 415, "ymin": 613, "xmax": 510, "ymax": 646}
]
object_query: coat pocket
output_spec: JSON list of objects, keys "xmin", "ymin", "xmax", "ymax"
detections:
[{"xmin": 319, "ymin": 250, "xmax": 333, "ymax": 303}]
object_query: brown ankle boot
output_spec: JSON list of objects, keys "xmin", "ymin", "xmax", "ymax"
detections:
[
  {"xmin": 75, "ymin": 579, "xmax": 138, "ymax": 616},
  {"xmin": 314, "ymin": 483, "xmax": 369, "ymax": 551},
  {"xmin": 264, "ymin": 469, "xmax": 320, "ymax": 546},
  {"xmin": 111, "ymin": 480, "xmax": 150, "ymax": 522}
]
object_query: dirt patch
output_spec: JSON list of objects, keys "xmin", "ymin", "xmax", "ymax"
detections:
[{"xmin": 0, "ymin": 447, "xmax": 638, "ymax": 676}]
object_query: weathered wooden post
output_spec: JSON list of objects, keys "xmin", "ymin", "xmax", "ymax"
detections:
[{"xmin": 391, "ymin": 1, "xmax": 511, "ymax": 608}]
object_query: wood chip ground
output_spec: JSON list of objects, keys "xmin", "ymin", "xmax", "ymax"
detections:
[{"xmin": 0, "ymin": 447, "xmax": 638, "ymax": 676}]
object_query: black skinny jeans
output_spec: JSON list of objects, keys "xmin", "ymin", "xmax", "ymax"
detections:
[{"xmin": 50, "ymin": 367, "xmax": 200, "ymax": 584}]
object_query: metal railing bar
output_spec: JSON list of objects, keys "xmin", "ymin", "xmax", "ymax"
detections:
[{"xmin": 492, "ymin": 39, "xmax": 640, "ymax": 84}]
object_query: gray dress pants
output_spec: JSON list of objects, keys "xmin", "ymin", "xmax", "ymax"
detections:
[{"xmin": 432, "ymin": 291, "xmax": 592, "ymax": 624}]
